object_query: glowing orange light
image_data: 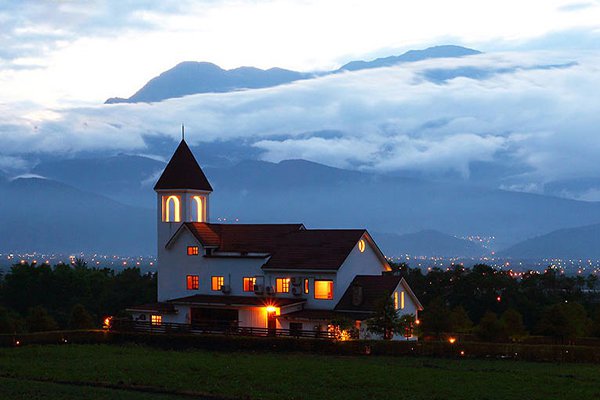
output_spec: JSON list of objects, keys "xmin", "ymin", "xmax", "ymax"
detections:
[
  {"xmin": 448, "ymin": 337, "xmax": 457, "ymax": 344},
  {"xmin": 192, "ymin": 195, "xmax": 205, "ymax": 222},
  {"xmin": 266, "ymin": 306, "xmax": 277, "ymax": 313},
  {"xmin": 460, "ymin": 350, "xmax": 465, "ymax": 356},
  {"xmin": 103, "ymin": 316, "xmax": 113, "ymax": 329},
  {"xmin": 15, "ymin": 340, "xmax": 20, "ymax": 346},
  {"xmin": 358, "ymin": 239, "xmax": 366, "ymax": 252},
  {"xmin": 496, "ymin": 296, "xmax": 501, "ymax": 302},
  {"xmin": 415, "ymin": 319, "xmax": 421, "ymax": 325},
  {"xmin": 163, "ymin": 195, "xmax": 181, "ymax": 222}
]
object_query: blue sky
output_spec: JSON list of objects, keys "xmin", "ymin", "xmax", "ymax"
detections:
[{"xmin": 2, "ymin": 0, "xmax": 600, "ymax": 198}]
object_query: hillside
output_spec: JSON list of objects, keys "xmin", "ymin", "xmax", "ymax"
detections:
[{"xmin": 499, "ymin": 223, "xmax": 600, "ymax": 259}]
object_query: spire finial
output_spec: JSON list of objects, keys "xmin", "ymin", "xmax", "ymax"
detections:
[{"xmin": 181, "ymin": 124, "xmax": 185, "ymax": 141}]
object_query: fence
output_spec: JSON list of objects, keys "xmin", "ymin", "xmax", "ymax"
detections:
[{"xmin": 110, "ymin": 318, "xmax": 334, "ymax": 339}]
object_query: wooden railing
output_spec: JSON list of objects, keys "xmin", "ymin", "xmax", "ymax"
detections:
[{"xmin": 110, "ymin": 319, "xmax": 334, "ymax": 339}]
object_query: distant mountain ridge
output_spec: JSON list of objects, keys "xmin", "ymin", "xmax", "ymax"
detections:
[
  {"xmin": 105, "ymin": 45, "xmax": 481, "ymax": 104},
  {"xmin": 498, "ymin": 223, "xmax": 600, "ymax": 259},
  {"xmin": 12, "ymin": 154, "xmax": 600, "ymax": 257}
]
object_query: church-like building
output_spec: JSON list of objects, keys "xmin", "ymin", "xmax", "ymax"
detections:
[{"xmin": 128, "ymin": 139, "xmax": 422, "ymax": 340}]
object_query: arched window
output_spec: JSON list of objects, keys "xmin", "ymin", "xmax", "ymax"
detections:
[
  {"xmin": 192, "ymin": 195, "xmax": 205, "ymax": 222},
  {"xmin": 162, "ymin": 195, "xmax": 181, "ymax": 222}
]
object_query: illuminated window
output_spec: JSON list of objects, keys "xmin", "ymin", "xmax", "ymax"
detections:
[
  {"xmin": 211, "ymin": 276, "xmax": 224, "ymax": 291},
  {"xmin": 304, "ymin": 278, "xmax": 310, "ymax": 294},
  {"xmin": 358, "ymin": 239, "xmax": 366, "ymax": 252},
  {"xmin": 161, "ymin": 195, "xmax": 181, "ymax": 222},
  {"xmin": 187, "ymin": 246, "xmax": 199, "ymax": 256},
  {"xmin": 401, "ymin": 291, "xmax": 405, "ymax": 310},
  {"xmin": 192, "ymin": 195, "xmax": 206, "ymax": 222},
  {"xmin": 394, "ymin": 291, "xmax": 399, "ymax": 310},
  {"xmin": 187, "ymin": 275, "xmax": 199, "ymax": 290},
  {"xmin": 151, "ymin": 315, "xmax": 162, "ymax": 326},
  {"xmin": 243, "ymin": 277, "xmax": 256, "ymax": 292},
  {"xmin": 314, "ymin": 280, "xmax": 334, "ymax": 300},
  {"xmin": 276, "ymin": 278, "xmax": 290, "ymax": 293}
]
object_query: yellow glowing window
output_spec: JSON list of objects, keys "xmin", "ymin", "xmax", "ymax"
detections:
[
  {"xmin": 151, "ymin": 315, "xmax": 162, "ymax": 326},
  {"xmin": 187, "ymin": 246, "xmax": 199, "ymax": 256},
  {"xmin": 401, "ymin": 291, "xmax": 405, "ymax": 310},
  {"xmin": 243, "ymin": 277, "xmax": 256, "ymax": 292},
  {"xmin": 187, "ymin": 275, "xmax": 199, "ymax": 290},
  {"xmin": 358, "ymin": 239, "xmax": 366, "ymax": 252},
  {"xmin": 192, "ymin": 195, "xmax": 205, "ymax": 222},
  {"xmin": 276, "ymin": 278, "xmax": 290, "ymax": 293},
  {"xmin": 162, "ymin": 195, "xmax": 181, "ymax": 222},
  {"xmin": 394, "ymin": 291, "xmax": 399, "ymax": 310},
  {"xmin": 314, "ymin": 280, "xmax": 334, "ymax": 300},
  {"xmin": 304, "ymin": 278, "xmax": 309, "ymax": 294},
  {"xmin": 211, "ymin": 276, "xmax": 224, "ymax": 291}
]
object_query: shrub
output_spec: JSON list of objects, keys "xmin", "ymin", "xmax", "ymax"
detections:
[
  {"xmin": 26, "ymin": 306, "xmax": 59, "ymax": 332},
  {"xmin": 69, "ymin": 304, "xmax": 95, "ymax": 329}
]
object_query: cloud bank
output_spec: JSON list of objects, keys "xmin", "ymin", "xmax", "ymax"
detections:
[{"xmin": 1, "ymin": 51, "xmax": 600, "ymax": 194}]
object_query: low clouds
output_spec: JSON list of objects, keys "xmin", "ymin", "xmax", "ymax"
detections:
[{"xmin": 1, "ymin": 52, "xmax": 600, "ymax": 193}]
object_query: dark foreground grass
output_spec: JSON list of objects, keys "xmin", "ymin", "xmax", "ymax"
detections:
[{"xmin": 1, "ymin": 344, "xmax": 600, "ymax": 400}]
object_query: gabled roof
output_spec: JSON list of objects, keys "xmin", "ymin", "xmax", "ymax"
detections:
[
  {"xmin": 169, "ymin": 222, "xmax": 372, "ymax": 271},
  {"xmin": 154, "ymin": 139, "xmax": 213, "ymax": 191},
  {"xmin": 335, "ymin": 275, "xmax": 423, "ymax": 312}
]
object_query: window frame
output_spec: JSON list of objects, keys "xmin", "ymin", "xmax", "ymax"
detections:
[
  {"xmin": 187, "ymin": 246, "xmax": 199, "ymax": 256},
  {"xmin": 211, "ymin": 276, "xmax": 224, "ymax": 291},
  {"xmin": 186, "ymin": 275, "xmax": 199, "ymax": 290},
  {"xmin": 314, "ymin": 279, "xmax": 334, "ymax": 300},
  {"xmin": 243, "ymin": 277, "xmax": 256, "ymax": 292},
  {"xmin": 276, "ymin": 278, "xmax": 290, "ymax": 293},
  {"xmin": 151, "ymin": 315, "xmax": 162, "ymax": 326}
]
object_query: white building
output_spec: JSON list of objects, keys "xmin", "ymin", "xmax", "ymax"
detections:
[{"xmin": 128, "ymin": 139, "xmax": 423, "ymax": 339}]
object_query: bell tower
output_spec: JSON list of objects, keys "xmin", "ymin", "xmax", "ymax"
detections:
[{"xmin": 154, "ymin": 138, "xmax": 213, "ymax": 250}]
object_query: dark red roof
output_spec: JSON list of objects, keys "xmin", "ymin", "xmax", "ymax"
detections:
[
  {"xmin": 180, "ymin": 223, "xmax": 366, "ymax": 270},
  {"xmin": 154, "ymin": 139, "xmax": 213, "ymax": 191},
  {"xmin": 335, "ymin": 275, "xmax": 402, "ymax": 312},
  {"xmin": 168, "ymin": 294, "xmax": 305, "ymax": 308},
  {"xmin": 185, "ymin": 222, "xmax": 304, "ymax": 251}
]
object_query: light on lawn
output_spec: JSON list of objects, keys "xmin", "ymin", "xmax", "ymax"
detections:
[{"xmin": 448, "ymin": 337, "xmax": 456, "ymax": 344}]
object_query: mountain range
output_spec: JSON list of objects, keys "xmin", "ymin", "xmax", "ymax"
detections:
[
  {"xmin": 105, "ymin": 45, "xmax": 480, "ymax": 104},
  {"xmin": 8, "ymin": 153, "xmax": 600, "ymax": 258}
]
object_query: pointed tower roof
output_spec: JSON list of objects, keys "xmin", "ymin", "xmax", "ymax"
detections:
[{"xmin": 154, "ymin": 139, "xmax": 213, "ymax": 191}]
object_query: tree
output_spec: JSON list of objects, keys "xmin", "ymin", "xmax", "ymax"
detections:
[
  {"xmin": 0, "ymin": 306, "xmax": 23, "ymax": 334},
  {"xmin": 26, "ymin": 306, "xmax": 58, "ymax": 332},
  {"xmin": 500, "ymin": 308, "xmax": 527, "ymax": 341},
  {"xmin": 420, "ymin": 297, "xmax": 452, "ymax": 338},
  {"xmin": 476, "ymin": 311, "xmax": 506, "ymax": 342},
  {"xmin": 367, "ymin": 296, "xmax": 402, "ymax": 340},
  {"xmin": 69, "ymin": 304, "xmax": 95, "ymax": 329},
  {"xmin": 449, "ymin": 306, "xmax": 473, "ymax": 334},
  {"xmin": 536, "ymin": 302, "xmax": 589, "ymax": 342}
]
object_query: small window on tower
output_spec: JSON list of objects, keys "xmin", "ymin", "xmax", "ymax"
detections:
[
  {"xmin": 161, "ymin": 195, "xmax": 181, "ymax": 222},
  {"xmin": 187, "ymin": 246, "xmax": 199, "ymax": 256},
  {"xmin": 187, "ymin": 275, "xmax": 199, "ymax": 290}
]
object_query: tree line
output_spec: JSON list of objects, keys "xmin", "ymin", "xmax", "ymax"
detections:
[
  {"xmin": 0, "ymin": 259, "xmax": 156, "ymax": 333},
  {"xmin": 391, "ymin": 262, "xmax": 600, "ymax": 342}
]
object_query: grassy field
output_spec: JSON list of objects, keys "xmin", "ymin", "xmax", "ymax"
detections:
[{"xmin": 0, "ymin": 344, "xmax": 599, "ymax": 400}]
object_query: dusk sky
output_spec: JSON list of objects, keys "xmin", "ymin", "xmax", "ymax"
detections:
[{"xmin": 2, "ymin": 0, "xmax": 600, "ymax": 196}]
